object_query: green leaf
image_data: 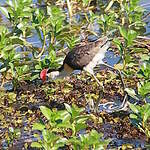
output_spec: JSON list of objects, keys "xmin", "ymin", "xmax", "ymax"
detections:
[
  {"xmin": 9, "ymin": 62, "xmax": 16, "ymax": 77},
  {"xmin": 55, "ymin": 138, "xmax": 68, "ymax": 149},
  {"xmin": 59, "ymin": 110, "xmax": 71, "ymax": 122},
  {"xmin": 127, "ymin": 30, "xmax": 137, "ymax": 46},
  {"xmin": 75, "ymin": 123, "xmax": 87, "ymax": 132},
  {"xmin": 30, "ymin": 74, "xmax": 39, "ymax": 81},
  {"xmin": 57, "ymin": 122, "xmax": 72, "ymax": 129},
  {"xmin": 31, "ymin": 142, "xmax": 42, "ymax": 148},
  {"xmin": 42, "ymin": 129, "xmax": 59, "ymax": 143},
  {"xmin": 129, "ymin": 103, "xmax": 139, "ymax": 114},
  {"xmin": 68, "ymin": 137, "xmax": 81, "ymax": 146},
  {"xmin": 118, "ymin": 26, "xmax": 127, "ymax": 39},
  {"xmin": 143, "ymin": 107, "xmax": 150, "ymax": 125},
  {"xmin": 13, "ymin": 53, "xmax": 21, "ymax": 59},
  {"xmin": 140, "ymin": 54, "xmax": 150, "ymax": 61},
  {"xmin": 113, "ymin": 38, "xmax": 123, "ymax": 55},
  {"xmin": 40, "ymin": 106, "xmax": 52, "ymax": 120},
  {"xmin": 64, "ymin": 103, "xmax": 72, "ymax": 114},
  {"xmin": 130, "ymin": 114, "xmax": 138, "ymax": 119},
  {"xmin": 32, "ymin": 123, "xmax": 45, "ymax": 131},
  {"xmin": 0, "ymin": 67, "xmax": 7, "ymax": 73},
  {"xmin": 138, "ymin": 82, "xmax": 150, "ymax": 97},
  {"xmin": 76, "ymin": 116, "xmax": 89, "ymax": 124},
  {"xmin": 82, "ymin": 0, "xmax": 90, "ymax": 6},
  {"xmin": 125, "ymin": 88, "xmax": 139, "ymax": 100}
]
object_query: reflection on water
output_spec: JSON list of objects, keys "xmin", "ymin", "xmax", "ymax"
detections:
[
  {"xmin": 140, "ymin": 0, "xmax": 150, "ymax": 35},
  {"xmin": 140, "ymin": 0, "xmax": 150, "ymax": 10}
]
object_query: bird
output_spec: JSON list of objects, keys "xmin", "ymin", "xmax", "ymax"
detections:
[
  {"xmin": 40, "ymin": 36, "xmax": 110, "ymax": 83},
  {"xmin": 40, "ymin": 36, "xmax": 127, "ymax": 112}
]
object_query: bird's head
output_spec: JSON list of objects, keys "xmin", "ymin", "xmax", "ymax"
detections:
[{"xmin": 40, "ymin": 68, "xmax": 60, "ymax": 82}]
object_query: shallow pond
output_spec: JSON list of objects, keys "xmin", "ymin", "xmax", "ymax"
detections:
[{"xmin": 0, "ymin": 0, "xmax": 150, "ymax": 149}]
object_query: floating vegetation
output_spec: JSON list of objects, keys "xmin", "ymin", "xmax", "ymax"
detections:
[{"xmin": 0, "ymin": 0, "xmax": 150, "ymax": 149}]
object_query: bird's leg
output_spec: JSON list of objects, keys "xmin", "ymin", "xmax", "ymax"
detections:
[
  {"xmin": 92, "ymin": 73, "xmax": 104, "ymax": 89},
  {"xmin": 101, "ymin": 63, "xmax": 128, "ymax": 110},
  {"xmin": 91, "ymin": 72, "xmax": 104, "ymax": 113},
  {"xmin": 84, "ymin": 67, "xmax": 104, "ymax": 112},
  {"xmin": 102, "ymin": 63, "xmax": 125, "ymax": 90}
]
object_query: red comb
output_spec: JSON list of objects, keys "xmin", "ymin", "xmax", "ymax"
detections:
[{"xmin": 40, "ymin": 69, "xmax": 48, "ymax": 82}]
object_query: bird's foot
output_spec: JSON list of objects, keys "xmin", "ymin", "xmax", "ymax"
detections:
[{"xmin": 98, "ymin": 94, "xmax": 128, "ymax": 113}]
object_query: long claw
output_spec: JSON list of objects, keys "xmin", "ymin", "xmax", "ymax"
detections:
[{"xmin": 101, "ymin": 63, "xmax": 128, "ymax": 112}]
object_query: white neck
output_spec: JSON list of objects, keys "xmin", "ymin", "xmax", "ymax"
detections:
[{"xmin": 48, "ymin": 69, "xmax": 70, "ymax": 80}]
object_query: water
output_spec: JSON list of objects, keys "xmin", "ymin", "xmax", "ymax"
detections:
[
  {"xmin": 0, "ymin": 0, "xmax": 5, "ymax": 4},
  {"xmin": 140, "ymin": 0, "xmax": 150, "ymax": 35},
  {"xmin": 0, "ymin": 0, "xmax": 150, "ymax": 149},
  {"xmin": 140, "ymin": 0, "xmax": 150, "ymax": 11}
]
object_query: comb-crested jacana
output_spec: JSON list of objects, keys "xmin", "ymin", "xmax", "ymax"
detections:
[{"xmin": 40, "ymin": 36, "xmax": 127, "ymax": 112}]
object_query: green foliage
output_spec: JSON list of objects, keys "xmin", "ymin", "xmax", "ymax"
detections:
[
  {"xmin": 101, "ymin": 0, "xmax": 145, "ymax": 71},
  {"xmin": 129, "ymin": 103, "xmax": 150, "ymax": 138},
  {"xmin": 0, "ymin": 26, "xmax": 22, "ymax": 76},
  {"xmin": 0, "ymin": 1, "xmax": 79, "ymax": 84},
  {"xmin": 0, "ymin": 0, "xmax": 146, "ymax": 84},
  {"xmin": 113, "ymin": 27, "xmax": 138, "ymax": 71},
  {"xmin": 98, "ymin": 13, "xmax": 117, "ymax": 33},
  {"xmin": 69, "ymin": 129, "xmax": 110, "ymax": 149},
  {"xmin": 6, "ymin": 127, "xmax": 21, "ymax": 146},
  {"xmin": 125, "ymin": 59, "xmax": 150, "ymax": 101},
  {"xmin": 138, "ymin": 61, "xmax": 150, "ymax": 80},
  {"xmin": 138, "ymin": 82, "xmax": 150, "ymax": 98},
  {"xmin": 0, "ymin": 0, "xmax": 150, "ymax": 147},
  {"xmin": 31, "ymin": 104, "xmax": 110, "ymax": 149},
  {"xmin": 137, "ymin": 60, "xmax": 150, "ymax": 98},
  {"xmin": 0, "ymin": 0, "xmax": 33, "ymax": 35},
  {"xmin": 118, "ymin": 27, "xmax": 137, "ymax": 46}
]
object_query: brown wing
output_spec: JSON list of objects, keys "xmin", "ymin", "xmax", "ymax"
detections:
[{"xmin": 63, "ymin": 36, "xmax": 109, "ymax": 70}]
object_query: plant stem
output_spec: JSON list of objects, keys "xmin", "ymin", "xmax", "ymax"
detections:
[
  {"xmin": 105, "ymin": 0, "xmax": 114, "ymax": 12},
  {"xmin": 122, "ymin": 49, "xmax": 126, "ymax": 71},
  {"xmin": 67, "ymin": 0, "xmax": 72, "ymax": 24},
  {"xmin": 35, "ymin": 26, "xmax": 46, "ymax": 59}
]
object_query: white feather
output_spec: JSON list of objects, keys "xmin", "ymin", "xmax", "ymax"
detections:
[{"xmin": 83, "ymin": 41, "xmax": 110, "ymax": 74}]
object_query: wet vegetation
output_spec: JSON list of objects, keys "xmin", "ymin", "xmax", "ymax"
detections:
[{"xmin": 0, "ymin": 0, "xmax": 150, "ymax": 149}]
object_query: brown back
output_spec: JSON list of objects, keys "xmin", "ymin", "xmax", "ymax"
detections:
[{"xmin": 63, "ymin": 36, "xmax": 109, "ymax": 70}]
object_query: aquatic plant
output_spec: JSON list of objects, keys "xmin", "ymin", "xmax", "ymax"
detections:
[
  {"xmin": 31, "ymin": 104, "xmax": 110, "ymax": 149},
  {"xmin": 0, "ymin": 0, "xmax": 150, "ymax": 149}
]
